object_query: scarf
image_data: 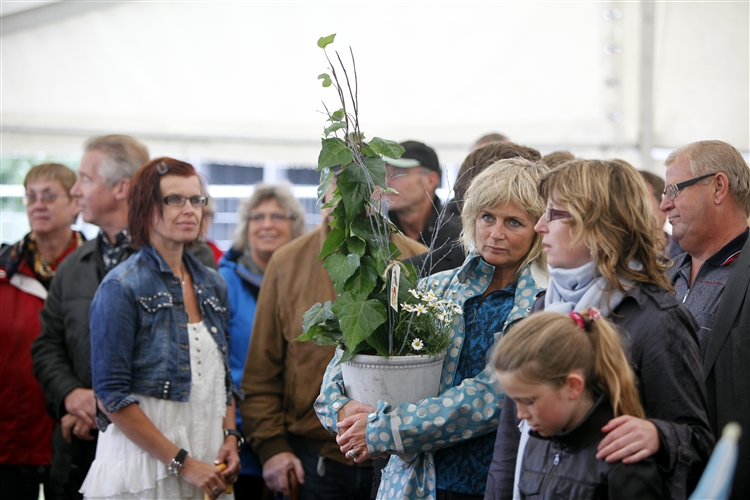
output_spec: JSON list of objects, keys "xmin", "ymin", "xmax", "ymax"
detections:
[
  {"xmin": 5, "ymin": 231, "xmax": 85, "ymax": 289},
  {"xmin": 544, "ymin": 260, "xmax": 640, "ymax": 317},
  {"xmin": 100, "ymin": 228, "xmax": 131, "ymax": 272},
  {"xmin": 238, "ymin": 250, "xmax": 265, "ymax": 277}
]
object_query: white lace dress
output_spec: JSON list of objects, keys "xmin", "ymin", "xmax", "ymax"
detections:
[{"xmin": 81, "ymin": 322, "xmax": 234, "ymax": 499}]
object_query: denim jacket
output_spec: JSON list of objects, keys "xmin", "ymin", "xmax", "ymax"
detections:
[
  {"xmin": 315, "ymin": 252, "xmax": 548, "ymax": 500},
  {"xmin": 90, "ymin": 244, "xmax": 235, "ymax": 431}
]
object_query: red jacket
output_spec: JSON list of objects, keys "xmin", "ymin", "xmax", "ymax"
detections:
[{"xmin": 0, "ymin": 251, "xmax": 55, "ymax": 465}]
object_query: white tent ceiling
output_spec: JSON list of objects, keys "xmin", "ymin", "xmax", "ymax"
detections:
[{"xmin": 1, "ymin": 0, "xmax": 748, "ymax": 169}]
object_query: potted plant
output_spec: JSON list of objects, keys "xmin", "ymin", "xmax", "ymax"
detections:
[{"xmin": 296, "ymin": 34, "xmax": 460, "ymax": 406}]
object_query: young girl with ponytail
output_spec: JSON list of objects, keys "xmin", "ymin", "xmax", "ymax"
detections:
[{"xmin": 492, "ymin": 309, "xmax": 663, "ymax": 499}]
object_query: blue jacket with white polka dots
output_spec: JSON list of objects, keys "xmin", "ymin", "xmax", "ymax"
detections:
[{"xmin": 315, "ymin": 252, "xmax": 547, "ymax": 500}]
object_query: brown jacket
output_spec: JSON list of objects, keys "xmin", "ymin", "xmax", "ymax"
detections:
[{"xmin": 240, "ymin": 224, "xmax": 427, "ymax": 465}]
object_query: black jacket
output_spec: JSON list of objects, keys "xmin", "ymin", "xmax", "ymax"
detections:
[
  {"xmin": 669, "ymin": 240, "xmax": 750, "ymax": 499},
  {"xmin": 519, "ymin": 396, "xmax": 663, "ymax": 500},
  {"xmin": 485, "ymin": 284, "xmax": 714, "ymax": 500},
  {"xmin": 31, "ymin": 238, "xmax": 135, "ymax": 487}
]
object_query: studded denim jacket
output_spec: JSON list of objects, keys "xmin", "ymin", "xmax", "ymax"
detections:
[
  {"xmin": 90, "ymin": 244, "xmax": 235, "ymax": 431},
  {"xmin": 315, "ymin": 252, "xmax": 547, "ymax": 500}
]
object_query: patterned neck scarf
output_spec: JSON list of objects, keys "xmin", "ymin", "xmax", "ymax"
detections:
[
  {"xmin": 5, "ymin": 231, "xmax": 85, "ymax": 289},
  {"xmin": 99, "ymin": 228, "xmax": 131, "ymax": 271}
]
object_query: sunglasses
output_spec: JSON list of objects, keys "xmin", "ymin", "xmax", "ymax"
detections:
[{"xmin": 544, "ymin": 208, "xmax": 572, "ymax": 222}]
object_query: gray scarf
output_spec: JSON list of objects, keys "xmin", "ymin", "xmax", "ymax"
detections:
[{"xmin": 544, "ymin": 260, "xmax": 640, "ymax": 317}]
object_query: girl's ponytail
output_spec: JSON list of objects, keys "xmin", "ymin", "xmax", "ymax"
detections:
[{"xmin": 578, "ymin": 310, "xmax": 644, "ymax": 419}]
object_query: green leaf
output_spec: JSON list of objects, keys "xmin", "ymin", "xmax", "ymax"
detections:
[
  {"xmin": 361, "ymin": 143, "xmax": 377, "ymax": 158},
  {"xmin": 323, "ymin": 253, "xmax": 360, "ymax": 292},
  {"xmin": 369, "ymin": 137, "xmax": 404, "ymax": 159},
  {"xmin": 317, "ymin": 34, "xmax": 336, "ymax": 48},
  {"xmin": 366, "ymin": 327, "xmax": 390, "ymax": 357},
  {"xmin": 318, "ymin": 168, "xmax": 334, "ymax": 201},
  {"xmin": 327, "ymin": 202, "xmax": 346, "ymax": 230},
  {"xmin": 344, "ymin": 256, "xmax": 378, "ymax": 298},
  {"xmin": 318, "ymin": 227, "xmax": 346, "ymax": 260},
  {"xmin": 318, "ymin": 73, "xmax": 332, "ymax": 88},
  {"xmin": 332, "ymin": 292, "xmax": 388, "ymax": 351},
  {"xmin": 337, "ymin": 164, "xmax": 370, "ymax": 222},
  {"xmin": 346, "ymin": 235, "xmax": 366, "ymax": 257},
  {"xmin": 318, "ymin": 138, "xmax": 353, "ymax": 171},
  {"xmin": 350, "ymin": 216, "xmax": 386, "ymax": 245},
  {"xmin": 301, "ymin": 301, "xmax": 335, "ymax": 334},
  {"xmin": 328, "ymin": 108, "xmax": 345, "ymax": 122},
  {"xmin": 364, "ymin": 156, "xmax": 386, "ymax": 186},
  {"xmin": 321, "ymin": 191, "xmax": 341, "ymax": 209},
  {"xmin": 324, "ymin": 122, "xmax": 346, "ymax": 136}
]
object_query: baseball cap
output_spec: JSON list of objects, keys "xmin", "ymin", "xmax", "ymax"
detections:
[{"xmin": 383, "ymin": 141, "xmax": 441, "ymax": 174}]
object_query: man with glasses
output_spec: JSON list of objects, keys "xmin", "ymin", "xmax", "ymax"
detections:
[
  {"xmin": 660, "ymin": 140, "xmax": 750, "ymax": 499},
  {"xmin": 31, "ymin": 135, "xmax": 149, "ymax": 499}
]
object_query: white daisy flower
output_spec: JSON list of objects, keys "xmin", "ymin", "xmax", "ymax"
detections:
[
  {"xmin": 411, "ymin": 338, "xmax": 424, "ymax": 351},
  {"xmin": 414, "ymin": 304, "xmax": 428, "ymax": 315}
]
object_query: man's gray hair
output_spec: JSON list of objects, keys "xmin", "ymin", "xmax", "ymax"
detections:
[
  {"xmin": 84, "ymin": 134, "xmax": 150, "ymax": 187},
  {"xmin": 666, "ymin": 140, "xmax": 750, "ymax": 216}
]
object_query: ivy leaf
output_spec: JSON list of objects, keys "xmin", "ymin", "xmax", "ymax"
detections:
[
  {"xmin": 318, "ymin": 227, "xmax": 346, "ymax": 261},
  {"xmin": 332, "ymin": 292, "xmax": 388, "ymax": 351},
  {"xmin": 318, "ymin": 138, "xmax": 353, "ymax": 171},
  {"xmin": 364, "ymin": 156, "xmax": 386, "ymax": 186},
  {"xmin": 350, "ymin": 216, "xmax": 387, "ymax": 245},
  {"xmin": 361, "ymin": 143, "xmax": 377, "ymax": 157},
  {"xmin": 301, "ymin": 301, "xmax": 335, "ymax": 334},
  {"xmin": 346, "ymin": 235, "xmax": 366, "ymax": 257},
  {"xmin": 345, "ymin": 256, "xmax": 378, "ymax": 299},
  {"xmin": 328, "ymin": 108, "xmax": 346, "ymax": 122},
  {"xmin": 324, "ymin": 122, "xmax": 346, "ymax": 137},
  {"xmin": 366, "ymin": 328, "xmax": 390, "ymax": 357},
  {"xmin": 318, "ymin": 167, "xmax": 334, "ymax": 201},
  {"xmin": 318, "ymin": 73, "xmax": 332, "ymax": 88},
  {"xmin": 317, "ymin": 34, "xmax": 336, "ymax": 48},
  {"xmin": 369, "ymin": 137, "xmax": 404, "ymax": 159},
  {"xmin": 323, "ymin": 252, "xmax": 360, "ymax": 292},
  {"xmin": 337, "ymin": 164, "xmax": 369, "ymax": 222}
]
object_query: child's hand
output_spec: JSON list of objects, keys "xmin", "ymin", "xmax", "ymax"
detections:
[{"xmin": 596, "ymin": 415, "xmax": 659, "ymax": 464}]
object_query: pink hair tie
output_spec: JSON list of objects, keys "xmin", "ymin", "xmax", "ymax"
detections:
[
  {"xmin": 588, "ymin": 307, "xmax": 602, "ymax": 321},
  {"xmin": 570, "ymin": 311, "xmax": 585, "ymax": 329}
]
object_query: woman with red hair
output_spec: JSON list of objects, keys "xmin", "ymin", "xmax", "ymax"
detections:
[{"xmin": 81, "ymin": 158, "xmax": 240, "ymax": 499}]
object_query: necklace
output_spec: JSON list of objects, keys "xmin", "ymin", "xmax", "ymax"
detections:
[{"xmin": 180, "ymin": 264, "xmax": 186, "ymax": 290}]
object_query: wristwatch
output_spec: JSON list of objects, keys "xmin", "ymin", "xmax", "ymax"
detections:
[
  {"xmin": 168, "ymin": 448, "xmax": 188, "ymax": 476},
  {"xmin": 223, "ymin": 429, "xmax": 245, "ymax": 451}
]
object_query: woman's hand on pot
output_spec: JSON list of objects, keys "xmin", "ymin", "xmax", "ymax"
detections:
[
  {"xmin": 337, "ymin": 401, "xmax": 375, "ymax": 425},
  {"xmin": 337, "ymin": 413, "xmax": 371, "ymax": 463}
]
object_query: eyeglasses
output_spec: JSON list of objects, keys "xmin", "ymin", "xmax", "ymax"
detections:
[
  {"xmin": 163, "ymin": 195, "xmax": 208, "ymax": 207},
  {"xmin": 545, "ymin": 208, "xmax": 572, "ymax": 222},
  {"xmin": 248, "ymin": 212, "xmax": 293, "ymax": 223},
  {"xmin": 23, "ymin": 192, "xmax": 62, "ymax": 206},
  {"xmin": 662, "ymin": 173, "xmax": 716, "ymax": 201}
]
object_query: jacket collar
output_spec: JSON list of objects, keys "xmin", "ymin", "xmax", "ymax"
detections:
[
  {"xmin": 529, "ymin": 394, "xmax": 612, "ymax": 450},
  {"xmin": 139, "ymin": 244, "xmax": 212, "ymax": 286}
]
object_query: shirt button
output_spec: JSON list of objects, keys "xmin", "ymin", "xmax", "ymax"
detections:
[{"xmin": 211, "ymin": 326, "xmax": 218, "ymax": 333}]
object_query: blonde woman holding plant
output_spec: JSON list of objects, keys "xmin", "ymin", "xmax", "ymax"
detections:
[{"xmin": 315, "ymin": 158, "xmax": 550, "ymax": 500}]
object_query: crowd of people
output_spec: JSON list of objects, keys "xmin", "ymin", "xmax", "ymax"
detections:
[{"xmin": 1, "ymin": 133, "xmax": 748, "ymax": 500}]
